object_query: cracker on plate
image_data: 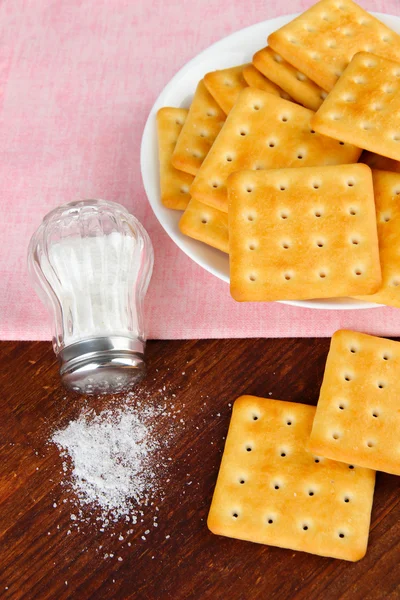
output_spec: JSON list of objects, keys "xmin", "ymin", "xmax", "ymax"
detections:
[
  {"xmin": 179, "ymin": 199, "xmax": 228, "ymax": 253},
  {"xmin": 253, "ymin": 46, "xmax": 326, "ymax": 111},
  {"xmin": 268, "ymin": 0, "xmax": 400, "ymax": 91},
  {"xmin": 156, "ymin": 107, "xmax": 193, "ymax": 210},
  {"xmin": 242, "ymin": 64, "xmax": 291, "ymax": 100},
  {"xmin": 311, "ymin": 52, "xmax": 400, "ymax": 161},
  {"xmin": 204, "ymin": 65, "xmax": 248, "ymax": 115},
  {"xmin": 227, "ymin": 164, "xmax": 381, "ymax": 302},
  {"xmin": 190, "ymin": 88, "xmax": 361, "ymax": 213},
  {"xmin": 171, "ymin": 80, "xmax": 226, "ymax": 176},
  {"xmin": 355, "ymin": 170, "xmax": 400, "ymax": 308}
]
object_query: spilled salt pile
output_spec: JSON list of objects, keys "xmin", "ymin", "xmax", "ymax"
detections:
[{"xmin": 52, "ymin": 401, "xmax": 169, "ymax": 523}]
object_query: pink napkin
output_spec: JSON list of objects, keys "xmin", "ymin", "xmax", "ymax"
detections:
[{"xmin": 1, "ymin": 0, "xmax": 400, "ymax": 341}]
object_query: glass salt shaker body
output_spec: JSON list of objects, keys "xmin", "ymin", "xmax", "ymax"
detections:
[{"xmin": 28, "ymin": 199, "xmax": 154, "ymax": 395}]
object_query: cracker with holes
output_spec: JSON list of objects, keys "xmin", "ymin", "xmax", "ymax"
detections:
[
  {"xmin": 355, "ymin": 170, "xmax": 400, "ymax": 307},
  {"xmin": 228, "ymin": 164, "xmax": 381, "ymax": 301},
  {"xmin": 242, "ymin": 64, "xmax": 291, "ymax": 100},
  {"xmin": 267, "ymin": 0, "xmax": 400, "ymax": 92},
  {"xmin": 171, "ymin": 80, "xmax": 226, "ymax": 176},
  {"xmin": 253, "ymin": 47, "xmax": 326, "ymax": 111},
  {"xmin": 308, "ymin": 330, "xmax": 400, "ymax": 476},
  {"xmin": 156, "ymin": 107, "xmax": 194, "ymax": 210},
  {"xmin": 204, "ymin": 65, "xmax": 248, "ymax": 115},
  {"xmin": 179, "ymin": 199, "xmax": 228, "ymax": 253},
  {"xmin": 361, "ymin": 152, "xmax": 400, "ymax": 174},
  {"xmin": 311, "ymin": 53, "xmax": 400, "ymax": 161},
  {"xmin": 208, "ymin": 395, "xmax": 375, "ymax": 561},
  {"xmin": 190, "ymin": 88, "xmax": 361, "ymax": 213}
]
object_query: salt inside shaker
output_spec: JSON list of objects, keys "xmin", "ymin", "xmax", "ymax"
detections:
[{"xmin": 28, "ymin": 199, "xmax": 154, "ymax": 395}]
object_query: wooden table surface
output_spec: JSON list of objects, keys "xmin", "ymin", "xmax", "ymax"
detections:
[{"xmin": 1, "ymin": 338, "xmax": 399, "ymax": 600}]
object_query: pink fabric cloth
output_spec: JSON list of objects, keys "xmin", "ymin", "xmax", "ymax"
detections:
[{"xmin": 1, "ymin": 0, "xmax": 400, "ymax": 341}]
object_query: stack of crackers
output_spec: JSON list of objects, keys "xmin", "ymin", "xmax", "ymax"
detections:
[
  {"xmin": 208, "ymin": 329, "xmax": 400, "ymax": 561},
  {"xmin": 157, "ymin": 0, "xmax": 400, "ymax": 308}
]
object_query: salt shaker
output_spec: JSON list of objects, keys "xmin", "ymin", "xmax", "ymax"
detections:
[{"xmin": 28, "ymin": 199, "xmax": 154, "ymax": 395}]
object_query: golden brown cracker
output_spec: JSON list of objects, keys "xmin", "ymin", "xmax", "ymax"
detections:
[
  {"xmin": 355, "ymin": 170, "xmax": 400, "ymax": 308},
  {"xmin": 179, "ymin": 199, "xmax": 228, "ymax": 253},
  {"xmin": 308, "ymin": 330, "xmax": 400, "ymax": 476},
  {"xmin": 190, "ymin": 88, "xmax": 361, "ymax": 213},
  {"xmin": 156, "ymin": 107, "xmax": 193, "ymax": 210},
  {"xmin": 204, "ymin": 65, "xmax": 248, "ymax": 115},
  {"xmin": 311, "ymin": 53, "xmax": 400, "ymax": 161},
  {"xmin": 171, "ymin": 80, "xmax": 226, "ymax": 176},
  {"xmin": 253, "ymin": 46, "xmax": 327, "ymax": 111},
  {"xmin": 228, "ymin": 164, "xmax": 381, "ymax": 301},
  {"xmin": 242, "ymin": 64, "xmax": 291, "ymax": 100},
  {"xmin": 208, "ymin": 395, "xmax": 375, "ymax": 561},
  {"xmin": 268, "ymin": 0, "xmax": 400, "ymax": 91}
]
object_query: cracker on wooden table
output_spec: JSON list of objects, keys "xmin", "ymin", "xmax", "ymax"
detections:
[
  {"xmin": 208, "ymin": 395, "xmax": 375, "ymax": 561},
  {"xmin": 179, "ymin": 199, "xmax": 228, "ymax": 253},
  {"xmin": 311, "ymin": 53, "xmax": 400, "ymax": 161},
  {"xmin": 360, "ymin": 151, "xmax": 400, "ymax": 174},
  {"xmin": 190, "ymin": 88, "xmax": 361, "ymax": 213},
  {"xmin": 308, "ymin": 330, "xmax": 400, "ymax": 476},
  {"xmin": 355, "ymin": 170, "xmax": 400, "ymax": 308},
  {"xmin": 156, "ymin": 107, "xmax": 193, "ymax": 210},
  {"xmin": 204, "ymin": 65, "xmax": 248, "ymax": 115},
  {"xmin": 171, "ymin": 80, "xmax": 226, "ymax": 176},
  {"xmin": 242, "ymin": 64, "xmax": 292, "ymax": 100},
  {"xmin": 228, "ymin": 164, "xmax": 381, "ymax": 302},
  {"xmin": 267, "ymin": 0, "xmax": 400, "ymax": 92},
  {"xmin": 253, "ymin": 47, "xmax": 327, "ymax": 111}
]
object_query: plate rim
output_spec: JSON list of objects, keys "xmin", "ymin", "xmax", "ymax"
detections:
[{"xmin": 140, "ymin": 11, "xmax": 395, "ymax": 311}]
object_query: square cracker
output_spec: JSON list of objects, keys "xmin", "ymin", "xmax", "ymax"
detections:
[
  {"xmin": 308, "ymin": 330, "xmax": 400, "ymax": 476},
  {"xmin": 208, "ymin": 395, "xmax": 375, "ymax": 561},
  {"xmin": 190, "ymin": 88, "xmax": 361, "ymax": 213},
  {"xmin": 253, "ymin": 46, "xmax": 327, "ymax": 111},
  {"xmin": 360, "ymin": 151, "xmax": 400, "ymax": 174},
  {"xmin": 204, "ymin": 65, "xmax": 248, "ymax": 115},
  {"xmin": 242, "ymin": 64, "xmax": 291, "ymax": 100},
  {"xmin": 311, "ymin": 52, "xmax": 400, "ymax": 162},
  {"xmin": 179, "ymin": 198, "xmax": 228, "ymax": 253},
  {"xmin": 171, "ymin": 80, "xmax": 226, "ymax": 176},
  {"xmin": 228, "ymin": 164, "xmax": 381, "ymax": 302},
  {"xmin": 156, "ymin": 107, "xmax": 193, "ymax": 210},
  {"xmin": 355, "ymin": 170, "xmax": 400, "ymax": 308},
  {"xmin": 267, "ymin": 0, "xmax": 400, "ymax": 92}
]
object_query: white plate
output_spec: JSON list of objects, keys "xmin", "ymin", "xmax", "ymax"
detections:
[{"xmin": 140, "ymin": 12, "xmax": 396, "ymax": 310}]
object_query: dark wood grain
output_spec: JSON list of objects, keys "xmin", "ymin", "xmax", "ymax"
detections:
[{"xmin": 0, "ymin": 338, "xmax": 399, "ymax": 600}]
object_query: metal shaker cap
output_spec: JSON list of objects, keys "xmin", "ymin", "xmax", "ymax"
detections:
[{"xmin": 58, "ymin": 336, "xmax": 146, "ymax": 395}]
